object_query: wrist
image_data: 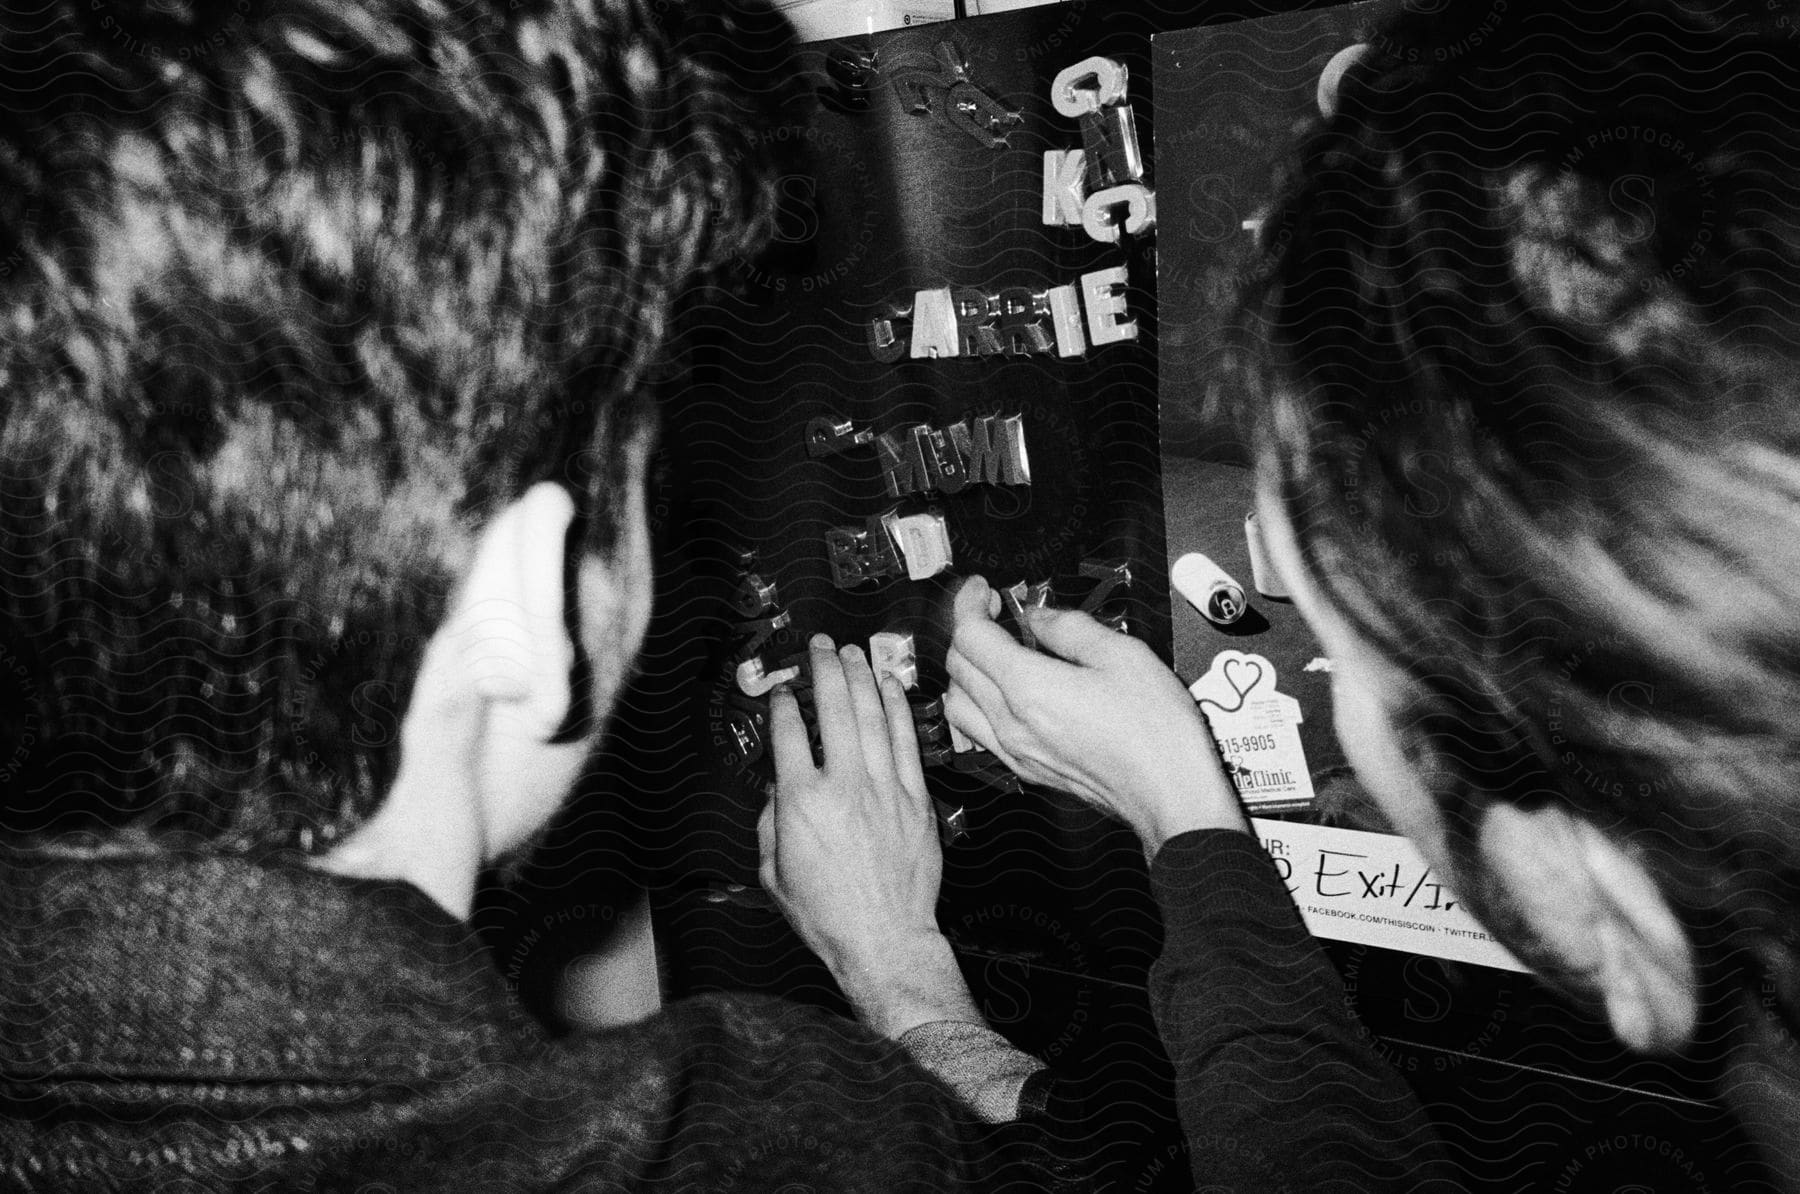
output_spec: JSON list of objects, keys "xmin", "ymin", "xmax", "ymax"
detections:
[
  {"xmin": 1128, "ymin": 742, "xmax": 1250, "ymax": 862},
  {"xmin": 1137, "ymin": 803, "xmax": 1249, "ymax": 865},
  {"xmin": 832, "ymin": 931, "xmax": 984, "ymax": 1039}
]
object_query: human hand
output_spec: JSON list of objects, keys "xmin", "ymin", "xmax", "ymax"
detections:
[
  {"xmin": 758, "ymin": 633, "xmax": 983, "ymax": 1039},
  {"xmin": 945, "ymin": 576, "xmax": 1248, "ymax": 859}
]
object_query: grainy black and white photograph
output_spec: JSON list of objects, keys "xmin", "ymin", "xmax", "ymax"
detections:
[{"xmin": 0, "ymin": 0, "xmax": 1795, "ymax": 1189}]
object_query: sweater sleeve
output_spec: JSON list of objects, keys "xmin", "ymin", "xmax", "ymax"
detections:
[
  {"xmin": 898, "ymin": 1019, "xmax": 1046, "ymax": 1123},
  {"xmin": 522, "ymin": 991, "xmax": 996, "ymax": 1192},
  {"xmin": 1147, "ymin": 829, "xmax": 1460, "ymax": 1192}
]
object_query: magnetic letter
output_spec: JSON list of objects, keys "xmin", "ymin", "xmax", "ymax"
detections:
[
  {"xmin": 865, "ymin": 299, "xmax": 912, "ymax": 363},
  {"xmin": 948, "ymin": 415, "xmax": 1030, "ymax": 486},
  {"xmin": 912, "ymin": 424, "xmax": 967, "ymax": 494},
  {"xmin": 730, "ymin": 572, "xmax": 778, "ymax": 617},
  {"xmin": 1081, "ymin": 265, "xmax": 1137, "ymax": 345},
  {"xmin": 825, "ymin": 516, "xmax": 905, "ymax": 588},
  {"xmin": 876, "ymin": 425, "xmax": 932, "ymax": 497},
  {"xmin": 995, "ymin": 287, "xmax": 1054, "ymax": 357},
  {"xmin": 865, "ymin": 510, "xmax": 904, "ymax": 575},
  {"xmin": 895, "ymin": 43, "xmax": 1020, "ymax": 150},
  {"xmin": 736, "ymin": 657, "xmax": 800, "ymax": 697},
  {"xmin": 946, "ymin": 80, "xmax": 1022, "ymax": 149},
  {"xmin": 825, "ymin": 527, "xmax": 869, "ymax": 588},
  {"xmin": 948, "ymin": 417, "xmax": 996, "ymax": 485},
  {"xmin": 733, "ymin": 610, "xmax": 792, "ymax": 664},
  {"xmin": 1041, "ymin": 150, "xmax": 1086, "ymax": 226},
  {"xmin": 868, "ymin": 630, "xmax": 919, "ymax": 691},
  {"xmin": 909, "ymin": 287, "xmax": 959, "ymax": 359},
  {"xmin": 1080, "ymin": 183, "xmax": 1157, "ymax": 244},
  {"xmin": 953, "ymin": 288, "xmax": 1002, "ymax": 357},
  {"xmin": 1051, "ymin": 56, "xmax": 1128, "ymax": 118},
  {"xmin": 1079, "ymin": 104, "xmax": 1145, "ymax": 188},
  {"xmin": 892, "ymin": 510, "xmax": 955, "ymax": 580},
  {"xmin": 990, "ymin": 414, "xmax": 1031, "ymax": 484},
  {"xmin": 1046, "ymin": 284, "xmax": 1087, "ymax": 357}
]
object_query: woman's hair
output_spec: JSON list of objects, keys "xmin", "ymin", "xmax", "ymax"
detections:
[
  {"xmin": 1237, "ymin": 0, "xmax": 1800, "ymax": 1028},
  {"xmin": 0, "ymin": 0, "xmax": 786, "ymax": 853}
]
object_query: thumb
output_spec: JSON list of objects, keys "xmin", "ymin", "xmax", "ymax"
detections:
[
  {"xmin": 953, "ymin": 574, "xmax": 1000, "ymax": 626},
  {"xmin": 1022, "ymin": 606, "xmax": 1127, "ymax": 668}
]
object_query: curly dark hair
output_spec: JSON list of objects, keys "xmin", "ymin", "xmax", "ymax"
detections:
[
  {"xmin": 0, "ymin": 0, "xmax": 783, "ymax": 852},
  {"xmin": 1239, "ymin": 0, "xmax": 1800, "ymax": 1037}
]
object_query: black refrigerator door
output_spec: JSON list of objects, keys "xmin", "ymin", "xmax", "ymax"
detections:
[{"xmin": 624, "ymin": 5, "xmax": 1193, "ymax": 1186}]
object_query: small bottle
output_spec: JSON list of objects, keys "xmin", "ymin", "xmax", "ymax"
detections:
[{"xmin": 1243, "ymin": 510, "xmax": 1289, "ymax": 600}]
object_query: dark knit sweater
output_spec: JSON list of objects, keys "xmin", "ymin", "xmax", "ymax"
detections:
[{"xmin": 0, "ymin": 852, "xmax": 1027, "ymax": 1192}]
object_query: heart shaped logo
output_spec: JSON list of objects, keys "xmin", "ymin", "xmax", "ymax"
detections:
[
  {"xmin": 1224, "ymin": 658, "xmax": 1264, "ymax": 702},
  {"xmin": 1195, "ymin": 655, "xmax": 1268, "ymax": 717}
]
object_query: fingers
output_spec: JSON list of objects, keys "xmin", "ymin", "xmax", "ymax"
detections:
[
  {"xmin": 942, "ymin": 682, "xmax": 996, "ymax": 753},
  {"xmin": 951, "ymin": 594, "xmax": 1069, "ymax": 700},
  {"xmin": 808, "ymin": 633, "xmax": 863, "ymax": 772},
  {"xmin": 880, "ymin": 675, "xmax": 928, "ymax": 803},
  {"xmin": 951, "ymin": 612, "xmax": 1043, "ymax": 690},
  {"xmin": 1021, "ymin": 605, "xmax": 1132, "ymax": 668},
  {"xmin": 839, "ymin": 644, "xmax": 896, "ymax": 786},
  {"xmin": 953, "ymin": 573, "xmax": 1000, "ymax": 627},
  {"xmin": 943, "ymin": 682, "xmax": 1024, "ymax": 776},
  {"xmin": 756, "ymin": 797, "xmax": 777, "ymax": 889},
  {"xmin": 946, "ymin": 640, "xmax": 1017, "ymax": 725},
  {"xmin": 768, "ymin": 685, "xmax": 814, "ymax": 781}
]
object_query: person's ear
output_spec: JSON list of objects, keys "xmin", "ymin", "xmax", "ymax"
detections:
[
  {"xmin": 314, "ymin": 479, "xmax": 584, "ymax": 917},
  {"xmin": 1478, "ymin": 802, "xmax": 1698, "ymax": 1052},
  {"xmin": 449, "ymin": 480, "xmax": 579, "ymax": 742}
]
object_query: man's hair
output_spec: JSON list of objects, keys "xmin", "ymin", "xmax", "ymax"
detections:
[
  {"xmin": 0, "ymin": 0, "xmax": 779, "ymax": 853},
  {"xmin": 1239, "ymin": 0, "xmax": 1800, "ymax": 1037}
]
